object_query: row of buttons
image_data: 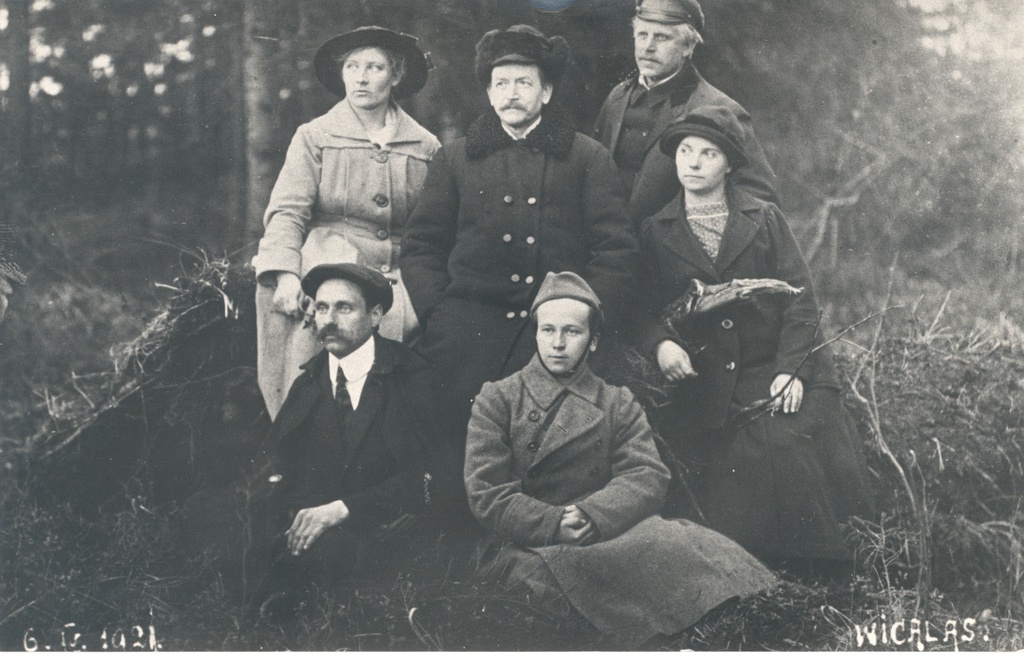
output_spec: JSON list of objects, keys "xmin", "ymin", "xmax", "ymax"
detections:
[
  {"xmin": 502, "ymin": 234, "xmax": 537, "ymax": 245},
  {"xmin": 505, "ymin": 310, "xmax": 529, "ymax": 319},
  {"xmin": 503, "ymin": 195, "xmax": 538, "ymax": 205},
  {"xmin": 510, "ymin": 274, "xmax": 534, "ymax": 284}
]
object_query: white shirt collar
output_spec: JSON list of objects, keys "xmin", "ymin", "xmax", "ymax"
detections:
[
  {"xmin": 501, "ymin": 113, "xmax": 543, "ymax": 141},
  {"xmin": 328, "ymin": 334, "xmax": 376, "ymax": 409},
  {"xmin": 639, "ymin": 65, "xmax": 682, "ymax": 91}
]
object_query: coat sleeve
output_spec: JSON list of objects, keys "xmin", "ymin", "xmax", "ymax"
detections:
[
  {"xmin": 592, "ymin": 90, "xmax": 613, "ymax": 145},
  {"xmin": 730, "ymin": 107, "xmax": 780, "ymax": 208},
  {"xmin": 251, "ymin": 124, "xmax": 320, "ymax": 283},
  {"xmin": 464, "ymin": 381, "xmax": 564, "ymax": 547},
  {"xmin": 766, "ymin": 205, "xmax": 822, "ymax": 379},
  {"xmin": 400, "ymin": 145, "xmax": 459, "ymax": 321},
  {"xmin": 574, "ymin": 388, "xmax": 669, "ymax": 541},
  {"xmin": 578, "ymin": 141, "xmax": 641, "ymax": 332}
]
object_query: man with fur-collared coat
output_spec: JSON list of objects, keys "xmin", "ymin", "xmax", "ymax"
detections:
[{"xmin": 401, "ymin": 25, "xmax": 638, "ymax": 447}]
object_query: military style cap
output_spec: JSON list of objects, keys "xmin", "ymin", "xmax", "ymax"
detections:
[
  {"xmin": 474, "ymin": 24, "xmax": 571, "ymax": 86},
  {"xmin": 659, "ymin": 104, "xmax": 749, "ymax": 169},
  {"xmin": 635, "ymin": 0, "xmax": 704, "ymax": 32},
  {"xmin": 530, "ymin": 271, "xmax": 603, "ymax": 319},
  {"xmin": 314, "ymin": 26, "xmax": 431, "ymax": 100},
  {"xmin": 301, "ymin": 262, "xmax": 394, "ymax": 313}
]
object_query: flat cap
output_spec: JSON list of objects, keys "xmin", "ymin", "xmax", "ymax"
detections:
[
  {"xmin": 301, "ymin": 262, "xmax": 394, "ymax": 314},
  {"xmin": 635, "ymin": 0, "xmax": 704, "ymax": 32},
  {"xmin": 530, "ymin": 271, "xmax": 603, "ymax": 318}
]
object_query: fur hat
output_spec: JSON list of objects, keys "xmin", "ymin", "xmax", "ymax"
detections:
[
  {"xmin": 314, "ymin": 26, "xmax": 430, "ymax": 100},
  {"xmin": 659, "ymin": 105, "xmax": 749, "ymax": 169},
  {"xmin": 635, "ymin": 0, "xmax": 704, "ymax": 32},
  {"xmin": 474, "ymin": 25, "xmax": 570, "ymax": 86},
  {"xmin": 301, "ymin": 262, "xmax": 394, "ymax": 314},
  {"xmin": 530, "ymin": 271, "xmax": 603, "ymax": 323}
]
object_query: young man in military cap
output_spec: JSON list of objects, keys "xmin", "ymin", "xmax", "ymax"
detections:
[
  {"xmin": 593, "ymin": 0, "xmax": 780, "ymax": 225},
  {"xmin": 401, "ymin": 25, "xmax": 639, "ymax": 453},
  {"xmin": 256, "ymin": 262, "xmax": 458, "ymax": 615}
]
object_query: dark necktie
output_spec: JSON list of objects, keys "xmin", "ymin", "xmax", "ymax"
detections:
[{"xmin": 335, "ymin": 366, "xmax": 353, "ymax": 414}]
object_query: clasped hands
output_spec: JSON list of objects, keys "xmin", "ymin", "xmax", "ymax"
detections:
[{"xmin": 556, "ymin": 504, "xmax": 596, "ymax": 546}]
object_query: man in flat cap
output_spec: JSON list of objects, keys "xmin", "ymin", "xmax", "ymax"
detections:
[
  {"xmin": 402, "ymin": 25, "xmax": 638, "ymax": 453},
  {"xmin": 257, "ymin": 262, "xmax": 459, "ymax": 614},
  {"xmin": 594, "ymin": 0, "xmax": 779, "ymax": 225}
]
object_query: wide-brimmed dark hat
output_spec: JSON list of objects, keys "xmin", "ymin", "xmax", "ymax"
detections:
[
  {"xmin": 301, "ymin": 262, "xmax": 394, "ymax": 314},
  {"xmin": 635, "ymin": 0, "xmax": 704, "ymax": 32},
  {"xmin": 659, "ymin": 105, "xmax": 749, "ymax": 169},
  {"xmin": 474, "ymin": 25, "xmax": 570, "ymax": 86},
  {"xmin": 314, "ymin": 26, "xmax": 430, "ymax": 99}
]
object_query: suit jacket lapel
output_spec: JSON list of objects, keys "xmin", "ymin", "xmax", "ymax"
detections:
[
  {"xmin": 530, "ymin": 395, "xmax": 603, "ymax": 468},
  {"xmin": 267, "ymin": 351, "xmax": 328, "ymax": 449},
  {"xmin": 652, "ymin": 193, "xmax": 720, "ymax": 282},
  {"xmin": 343, "ymin": 377, "xmax": 385, "ymax": 465},
  {"xmin": 713, "ymin": 186, "xmax": 764, "ymax": 275}
]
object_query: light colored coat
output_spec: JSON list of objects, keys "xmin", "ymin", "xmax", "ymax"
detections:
[
  {"xmin": 465, "ymin": 356, "xmax": 775, "ymax": 646},
  {"xmin": 252, "ymin": 100, "xmax": 440, "ymax": 418}
]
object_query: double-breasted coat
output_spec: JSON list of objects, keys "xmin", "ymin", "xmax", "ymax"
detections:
[
  {"xmin": 594, "ymin": 62, "xmax": 779, "ymax": 226},
  {"xmin": 253, "ymin": 100, "xmax": 440, "ymax": 419},
  {"xmin": 465, "ymin": 355, "xmax": 775, "ymax": 646},
  {"xmin": 637, "ymin": 185, "xmax": 875, "ymax": 560},
  {"xmin": 401, "ymin": 108, "xmax": 639, "ymax": 444}
]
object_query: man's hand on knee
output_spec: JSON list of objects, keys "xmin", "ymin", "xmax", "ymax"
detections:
[{"xmin": 286, "ymin": 500, "xmax": 350, "ymax": 555}]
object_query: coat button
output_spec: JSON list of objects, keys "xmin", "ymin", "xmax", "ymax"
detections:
[
  {"xmin": 511, "ymin": 274, "xmax": 521, "ymax": 283},
  {"xmin": 526, "ymin": 441, "xmax": 539, "ymax": 452},
  {"xmin": 721, "ymin": 318, "xmax": 734, "ymax": 330},
  {"xmin": 527, "ymin": 196, "xmax": 537, "ymax": 205},
  {"xmin": 725, "ymin": 361, "xmax": 736, "ymax": 372},
  {"xmin": 528, "ymin": 410, "xmax": 540, "ymax": 422},
  {"xmin": 373, "ymin": 193, "xmax": 389, "ymax": 207},
  {"xmin": 376, "ymin": 228, "xmax": 389, "ymax": 240},
  {"xmin": 525, "ymin": 275, "xmax": 534, "ymax": 284},
  {"xmin": 373, "ymin": 151, "xmax": 389, "ymax": 163},
  {"xmin": 379, "ymin": 264, "xmax": 391, "ymax": 274},
  {"xmin": 506, "ymin": 311, "xmax": 516, "ymax": 319},
  {"xmin": 519, "ymin": 310, "xmax": 529, "ymax": 318},
  {"xmin": 503, "ymin": 195, "xmax": 514, "ymax": 204},
  {"xmin": 502, "ymin": 233, "xmax": 513, "ymax": 243},
  {"xmin": 526, "ymin": 236, "xmax": 536, "ymax": 245}
]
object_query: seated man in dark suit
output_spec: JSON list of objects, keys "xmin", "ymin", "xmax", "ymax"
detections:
[{"xmin": 257, "ymin": 262, "xmax": 459, "ymax": 615}]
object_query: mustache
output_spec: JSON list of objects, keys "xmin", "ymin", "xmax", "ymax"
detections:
[
  {"xmin": 500, "ymin": 102, "xmax": 528, "ymax": 111},
  {"xmin": 316, "ymin": 325, "xmax": 341, "ymax": 340}
]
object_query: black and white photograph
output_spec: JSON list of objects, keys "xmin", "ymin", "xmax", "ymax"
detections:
[{"xmin": 1, "ymin": 0, "xmax": 1022, "ymax": 651}]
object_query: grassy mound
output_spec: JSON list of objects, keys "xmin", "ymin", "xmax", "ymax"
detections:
[{"xmin": 2, "ymin": 259, "xmax": 1022, "ymax": 650}]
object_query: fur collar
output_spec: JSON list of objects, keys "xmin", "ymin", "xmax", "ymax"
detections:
[{"xmin": 465, "ymin": 106, "xmax": 576, "ymax": 160}]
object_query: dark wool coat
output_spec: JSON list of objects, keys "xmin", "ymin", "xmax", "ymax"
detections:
[
  {"xmin": 637, "ymin": 186, "xmax": 875, "ymax": 560},
  {"xmin": 264, "ymin": 337, "xmax": 460, "ymax": 533},
  {"xmin": 401, "ymin": 108, "xmax": 639, "ymax": 442},
  {"xmin": 637, "ymin": 185, "xmax": 840, "ymax": 431},
  {"xmin": 465, "ymin": 356, "xmax": 776, "ymax": 646},
  {"xmin": 594, "ymin": 62, "xmax": 779, "ymax": 226}
]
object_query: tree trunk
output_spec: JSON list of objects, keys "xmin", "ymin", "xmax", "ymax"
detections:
[
  {"xmin": 240, "ymin": 0, "xmax": 281, "ymax": 257},
  {"xmin": 2, "ymin": 0, "xmax": 32, "ymax": 227}
]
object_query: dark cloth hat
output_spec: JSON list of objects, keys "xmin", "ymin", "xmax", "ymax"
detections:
[
  {"xmin": 474, "ymin": 25, "xmax": 571, "ymax": 86},
  {"xmin": 314, "ymin": 26, "xmax": 430, "ymax": 99},
  {"xmin": 530, "ymin": 271, "xmax": 603, "ymax": 321},
  {"xmin": 659, "ymin": 105, "xmax": 749, "ymax": 169},
  {"xmin": 301, "ymin": 262, "xmax": 394, "ymax": 314},
  {"xmin": 635, "ymin": 0, "xmax": 704, "ymax": 32}
]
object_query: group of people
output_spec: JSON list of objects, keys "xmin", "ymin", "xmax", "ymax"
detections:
[{"xmin": 251, "ymin": 0, "xmax": 876, "ymax": 644}]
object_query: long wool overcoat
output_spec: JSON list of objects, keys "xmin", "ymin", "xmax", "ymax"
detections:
[
  {"xmin": 401, "ymin": 108, "xmax": 639, "ymax": 442},
  {"xmin": 252, "ymin": 100, "xmax": 440, "ymax": 418},
  {"xmin": 637, "ymin": 185, "xmax": 876, "ymax": 560},
  {"xmin": 594, "ymin": 62, "xmax": 779, "ymax": 225},
  {"xmin": 465, "ymin": 355, "xmax": 776, "ymax": 646}
]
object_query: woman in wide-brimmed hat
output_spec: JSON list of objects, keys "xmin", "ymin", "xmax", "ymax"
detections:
[
  {"xmin": 635, "ymin": 105, "xmax": 876, "ymax": 574},
  {"xmin": 252, "ymin": 26, "xmax": 440, "ymax": 419}
]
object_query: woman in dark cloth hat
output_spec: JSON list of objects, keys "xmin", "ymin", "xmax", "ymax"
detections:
[
  {"xmin": 635, "ymin": 105, "xmax": 876, "ymax": 574},
  {"xmin": 252, "ymin": 26, "xmax": 440, "ymax": 419}
]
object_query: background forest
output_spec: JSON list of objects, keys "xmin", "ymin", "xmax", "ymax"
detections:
[{"xmin": 1, "ymin": 0, "xmax": 1023, "ymax": 651}]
